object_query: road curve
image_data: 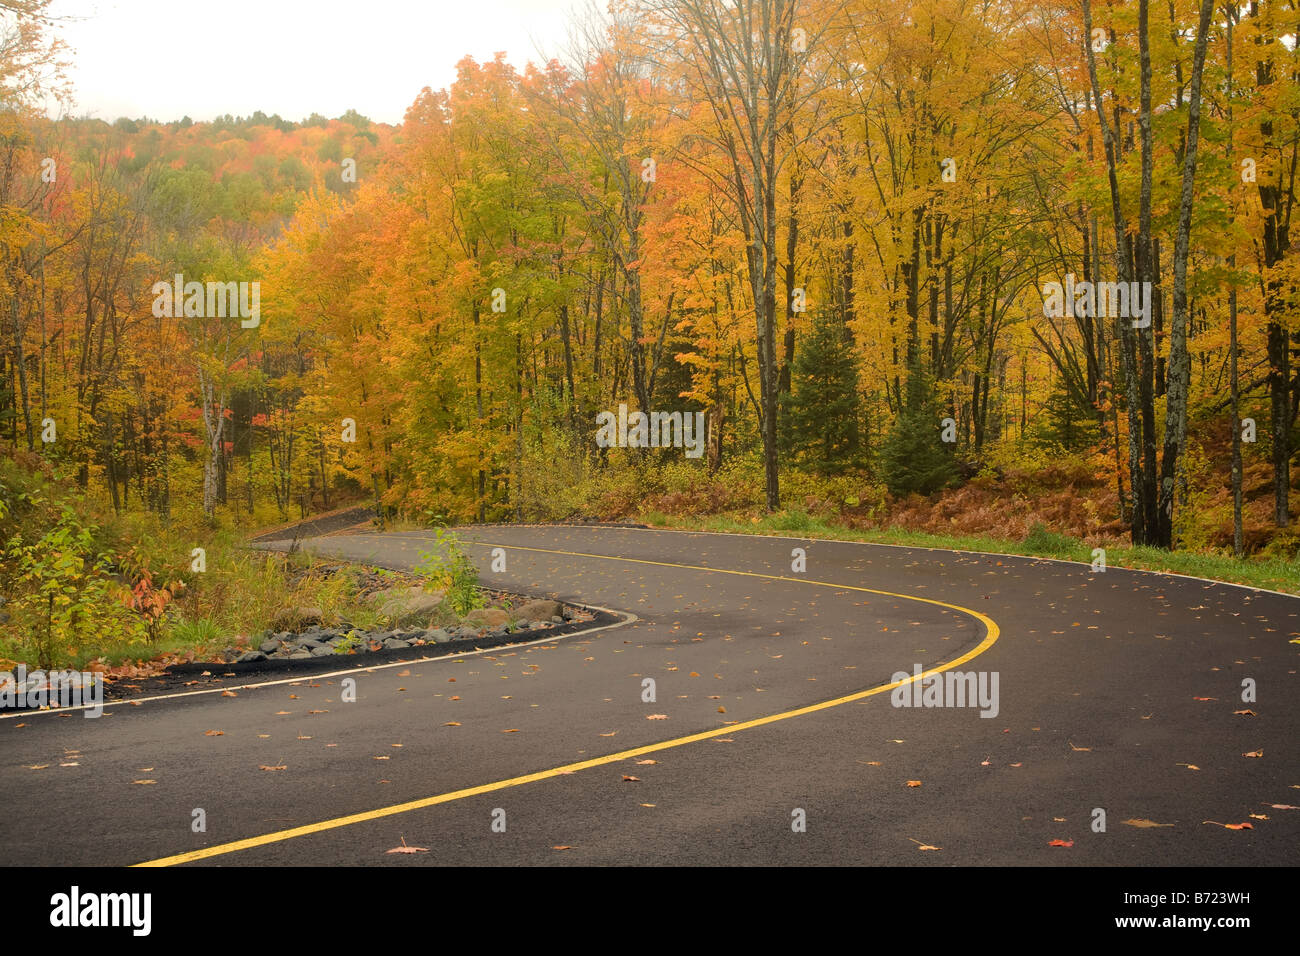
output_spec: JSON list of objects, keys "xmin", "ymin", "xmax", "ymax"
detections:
[{"xmin": 1, "ymin": 525, "xmax": 1295, "ymax": 866}]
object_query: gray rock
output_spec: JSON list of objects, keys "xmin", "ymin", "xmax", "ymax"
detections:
[
  {"xmin": 369, "ymin": 586, "xmax": 446, "ymax": 628},
  {"xmin": 382, "ymin": 638, "xmax": 411, "ymax": 649},
  {"xmin": 259, "ymin": 638, "xmax": 280, "ymax": 654},
  {"xmin": 515, "ymin": 599, "xmax": 562, "ymax": 622},
  {"xmin": 237, "ymin": 650, "xmax": 267, "ymax": 663},
  {"xmin": 465, "ymin": 607, "xmax": 510, "ymax": 628},
  {"xmin": 551, "ymin": 616, "xmax": 563, "ymax": 624},
  {"xmin": 310, "ymin": 646, "xmax": 335, "ymax": 658},
  {"xmin": 561, "ymin": 607, "xmax": 577, "ymax": 621},
  {"xmin": 298, "ymin": 639, "xmax": 325, "ymax": 651},
  {"xmin": 428, "ymin": 628, "xmax": 454, "ymax": 644},
  {"xmin": 288, "ymin": 649, "xmax": 312, "ymax": 660}
]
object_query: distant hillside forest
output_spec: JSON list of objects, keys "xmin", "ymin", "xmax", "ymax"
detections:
[{"xmin": 3, "ymin": 0, "xmax": 1299, "ymax": 565}]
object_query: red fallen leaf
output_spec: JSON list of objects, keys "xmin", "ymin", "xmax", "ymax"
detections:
[
  {"xmin": 622, "ymin": 775, "xmax": 640, "ymax": 782},
  {"xmin": 221, "ymin": 690, "xmax": 237, "ymax": 698},
  {"xmin": 1048, "ymin": 839, "xmax": 1074, "ymax": 847},
  {"xmin": 1193, "ymin": 697, "xmax": 1217, "ymax": 701},
  {"xmin": 449, "ymin": 696, "xmax": 460, "ymax": 701},
  {"xmin": 646, "ymin": 714, "xmax": 668, "ymax": 720},
  {"xmin": 289, "ymin": 695, "xmax": 299, "ymax": 700},
  {"xmin": 1203, "ymin": 820, "xmax": 1254, "ymax": 830},
  {"xmin": 502, "ymin": 729, "xmax": 520, "ymax": 734},
  {"xmin": 443, "ymin": 722, "xmax": 461, "ymax": 726},
  {"xmin": 386, "ymin": 837, "xmax": 428, "ymax": 854},
  {"xmin": 1243, "ymin": 750, "xmax": 1263, "ymax": 758},
  {"xmin": 259, "ymin": 765, "xmax": 286, "ymax": 771},
  {"xmin": 906, "ymin": 780, "xmax": 922, "ymax": 787},
  {"xmin": 552, "ymin": 845, "xmax": 573, "ymax": 850},
  {"xmin": 397, "ymin": 670, "xmax": 410, "ymax": 677},
  {"xmin": 203, "ymin": 730, "xmax": 224, "ymax": 736},
  {"xmin": 448, "ymin": 678, "xmax": 456, "ymax": 682},
  {"xmin": 1233, "ymin": 709, "xmax": 1256, "ymax": 716}
]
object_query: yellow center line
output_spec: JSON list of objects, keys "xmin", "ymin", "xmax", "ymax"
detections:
[{"xmin": 134, "ymin": 540, "xmax": 1000, "ymax": 867}]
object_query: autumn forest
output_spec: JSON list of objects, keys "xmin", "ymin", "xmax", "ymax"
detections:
[{"xmin": 3, "ymin": 0, "xmax": 1300, "ymax": 669}]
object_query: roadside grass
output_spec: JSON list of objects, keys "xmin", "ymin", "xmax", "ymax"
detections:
[{"xmin": 637, "ymin": 509, "xmax": 1300, "ymax": 595}]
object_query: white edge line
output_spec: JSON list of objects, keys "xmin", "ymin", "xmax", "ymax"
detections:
[{"xmin": 0, "ymin": 603, "xmax": 638, "ymax": 721}]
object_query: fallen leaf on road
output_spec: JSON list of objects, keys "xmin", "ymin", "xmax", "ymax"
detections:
[
  {"xmin": 714, "ymin": 738, "xmax": 734, "ymax": 743},
  {"xmin": 635, "ymin": 759, "xmax": 656, "ymax": 765},
  {"xmin": 386, "ymin": 837, "xmax": 428, "ymax": 854},
  {"xmin": 1203, "ymin": 820, "xmax": 1253, "ymax": 830},
  {"xmin": 551, "ymin": 845, "xmax": 573, "ymax": 850},
  {"xmin": 502, "ymin": 729, "xmax": 520, "ymax": 734},
  {"xmin": 1248, "ymin": 814, "xmax": 1268, "ymax": 820},
  {"xmin": 906, "ymin": 780, "xmax": 922, "ymax": 787},
  {"xmin": 274, "ymin": 711, "xmax": 291, "ymax": 715},
  {"xmin": 374, "ymin": 755, "xmax": 389, "ymax": 760},
  {"xmin": 221, "ymin": 691, "xmax": 237, "ymax": 698},
  {"xmin": 647, "ymin": 714, "xmax": 668, "ymax": 720},
  {"xmin": 1048, "ymin": 840, "xmax": 1074, "ymax": 847},
  {"xmin": 1192, "ymin": 697, "xmax": 1216, "ymax": 701},
  {"xmin": 1243, "ymin": 750, "xmax": 1263, "ymax": 758},
  {"xmin": 132, "ymin": 780, "xmax": 156, "ymax": 785},
  {"xmin": 599, "ymin": 731, "xmax": 617, "ymax": 737},
  {"xmin": 443, "ymin": 722, "xmax": 460, "ymax": 726},
  {"xmin": 1265, "ymin": 804, "xmax": 1299, "ymax": 810},
  {"xmin": 1068, "ymin": 741, "xmax": 1091, "ymax": 751},
  {"xmin": 1010, "ymin": 762, "xmax": 1023, "ymax": 767},
  {"xmin": 1177, "ymin": 763, "xmax": 1200, "ymax": 770},
  {"xmin": 622, "ymin": 775, "xmax": 640, "ymax": 782},
  {"xmin": 28, "ymin": 764, "xmax": 48, "ymax": 770},
  {"xmin": 640, "ymin": 803, "xmax": 656, "ymax": 808},
  {"xmin": 449, "ymin": 696, "xmax": 460, "ymax": 701},
  {"xmin": 259, "ymin": 765, "xmax": 286, "ymax": 771},
  {"xmin": 909, "ymin": 839, "xmax": 941, "ymax": 851},
  {"xmin": 1122, "ymin": 819, "xmax": 1173, "ymax": 828},
  {"xmin": 397, "ymin": 670, "xmax": 410, "ymax": 677},
  {"xmin": 1233, "ymin": 709, "xmax": 1256, "ymax": 717},
  {"xmin": 204, "ymin": 730, "xmax": 224, "ymax": 736},
  {"xmin": 308, "ymin": 709, "xmax": 328, "ymax": 714},
  {"xmin": 257, "ymin": 734, "xmax": 270, "ymax": 738},
  {"xmin": 288, "ymin": 695, "xmax": 298, "ymax": 699}
]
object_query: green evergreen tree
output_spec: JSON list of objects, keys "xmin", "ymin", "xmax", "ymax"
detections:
[
  {"xmin": 779, "ymin": 310, "xmax": 865, "ymax": 474},
  {"xmin": 880, "ymin": 359, "xmax": 958, "ymax": 497}
]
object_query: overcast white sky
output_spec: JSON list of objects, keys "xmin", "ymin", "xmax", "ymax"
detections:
[{"xmin": 47, "ymin": 0, "xmax": 590, "ymax": 125}]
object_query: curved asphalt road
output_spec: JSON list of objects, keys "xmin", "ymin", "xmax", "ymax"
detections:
[{"xmin": 1, "ymin": 526, "xmax": 1296, "ymax": 866}]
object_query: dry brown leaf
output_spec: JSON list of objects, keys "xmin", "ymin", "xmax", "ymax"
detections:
[
  {"xmin": 622, "ymin": 775, "xmax": 640, "ymax": 782},
  {"xmin": 1233, "ymin": 709, "xmax": 1256, "ymax": 717},
  {"xmin": 1122, "ymin": 818, "xmax": 1173, "ymax": 828},
  {"xmin": 1048, "ymin": 839, "xmax": 1074, "ymax": 847},
  {"xmin": 635, "ymin": 759, "xmax": 656, "ymax": 765},
  {"xmin": 551, "ymin": 845, "xmax": 573, "ymax": 850},
  {"xmin": 1243, "ymin": 750, "xmax": 1263, "ymax": 758},
  {"xmin": 906, "ymin": 780, "xmax": 922, "ymax": 788},
  {"xmin": 646, "ymin": 714, "xmax": 668, "ymax": 720},
  {"xmin": 386, "ymin": 837, "xmax": 428, "ymax": 854},
  {"xmin": 502, "ymin": 728, "xmax": 520, "ymax": 734},
  {"xmin": 308, "ymin": 709, "xmax": 328, "ymax": 714},
  {"xmin": 259, "ymin": 764, "xmax": 286, "ymax": 771},
  {"xmin": 132, "ymin": 779, "xmax": 156, "ymax": 785},
  {"xmin": 717, "ymin": 706, "xmax": 726, "ymax": 713},
  {"xmin": 274, "ymin": 710, "xmax": 291, "ymax": 715},
  {"xmin": 443, "ymin": 722, "xmax": 461, "ymax": 726},
  {"xmin": 204, "ymin": 730, "xmax": 224, "ymax": 736},
  {"xmin": 221, "ymin": 691, "xmax": 237, "ymax": 698}
]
